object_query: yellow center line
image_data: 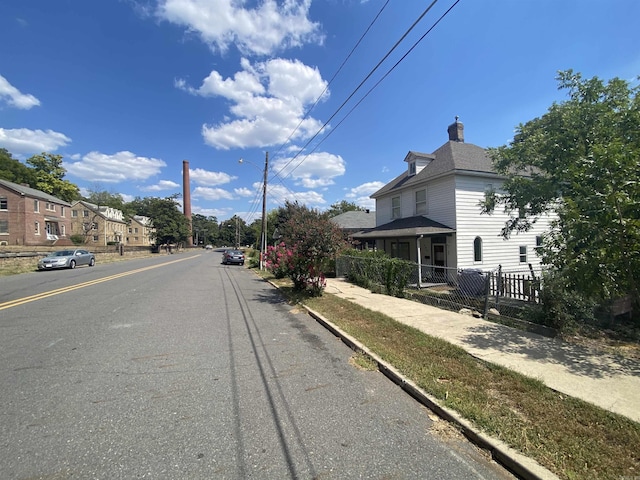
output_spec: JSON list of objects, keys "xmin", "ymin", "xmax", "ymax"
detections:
[{"xmin": 0, "ymin": 255, "xmax": 200, "ymax": 311}]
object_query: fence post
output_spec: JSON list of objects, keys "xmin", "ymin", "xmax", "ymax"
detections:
[
  {"xmin": 482, "ymin": 270, "xmax": 492, "ymax": 318},
  {"xmin": 496, "ymin": 264, "xmax": 502, "ymax": 310}
]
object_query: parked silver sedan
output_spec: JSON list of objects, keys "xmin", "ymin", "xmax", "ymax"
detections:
[{"xmin": 37, "ymin": 249, "xmax": 96, "ymax": 270}]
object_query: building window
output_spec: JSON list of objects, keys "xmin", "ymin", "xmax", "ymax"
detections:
[
  {"xmin": 93, "ymin": 235, "xmax": 99, "ymax": 242},
  {"xmin": 34, "ymin": 200, "xmax": 40, "ymax": 212},
  {"xmin": 0, "ymin": 197, "xmax": 7, "ymax": 210},
  {"xmin": 60, "ymin": 225, "xmax": 66, "ymax": 236},
  {"xmin": 474, "ymin": 237, "xmax": 482, "ymax": 262},
  {"xmin": 391, "ymin": 196, "xmax": 401, "ymax": 219},
  {"xmin": 409, "ymin": 162, "xmax": 416, "ymax": 176},
  {"xmin": 415, "ymin": 189, "xmax": 427, "ymax": 215},
  {"xmin": 83, "ymin": 210, "xmax": 90, "ymax": 217},
  {"xmin": 134, "ymin": 227, "xmax": 138, "ymax": 233},
  {"xmin": 46, "ymin": 202, "xmax": 56, "ymax": 212},
  {"xmin": 72, "ymin": 210, "xmax": 78, "ymax": 217},
  {"xmin": 535, "ymin": 235, "xmax": 543, "ymax": 254},
  {"xmin": 35, "ymin": 221, "xmax": 40, "ymax": 235},
  {"xmin": 60, "ymin": 206, "xmax": 65, "ymax": 217},
  {"xmin": 519, "ymin": 245, "xmax": 527, "ymax": 263},
  {"xmin": 0, "ymin": 220, "xmax": 8, "ymax": 234}
]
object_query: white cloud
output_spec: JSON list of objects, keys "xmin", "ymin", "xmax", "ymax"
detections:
[
  {"xmin": 234, "ymin": 187, "xmax": 254, "ymax": 197},
  {"xmin": 190, "ymin": 167, "xmax": 236, "ymax": 186},
  {"xmin": 266, "ymin": 183, "xmax": 326, "ymax": 209},
  {"xmin": 178, "ymin": 57, "xmax": 328, "ymax": 149},
  {"xmin": 271, "ymin": 151, "xmax": 345, "ymax": 188},
  {"xmin": 0, "ymin": 128, "xmax": 70, "ymax": 154},
  {"xmin": 64, "ymin": 151, "xmax": 166, "ymax": 182},
  {"xmin": 156, "ymin": 0, "xmax": 322, "ymax": 56},
  {"xmin": 345, "ymin": 181, "xmax": 385, "ymax": 199},
  {"xmin": 192, "ymin": 205, "xmax": 230, "ymax": 218},
  {"xmin": 140, "ymin": 180, "xmax": 181, "ymax": 192},
  {"xmin": 192, "ymin": 186, "xmax": 234, "ymax": 200},
  {"xmin": 0, "ymin": 75, "xmax": 40, "ymax": 109}
]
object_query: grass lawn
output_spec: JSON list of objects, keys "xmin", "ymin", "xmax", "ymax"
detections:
[{"xmin": 265, "ymin": 273, "xmax": 640, "ymax": 480}]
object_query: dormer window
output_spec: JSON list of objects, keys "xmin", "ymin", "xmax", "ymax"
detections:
[{"xmin": 409, "ymin": 162, "xmax": 416, "ymax": 176}]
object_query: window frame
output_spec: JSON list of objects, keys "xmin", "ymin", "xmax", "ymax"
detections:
[
  {"xmin": 415, "ymin": 189, "xmax": 427, "ymax": 215},
  {"xmin": 473, "ymin": 236, "xmax": 483, "ymax": 263},
  {"xmin": 0, "ymin": 197, "xmax": 7, "ymax": 210},
  {"xmin": 519, "ymin": 245, "xmax": 527, "ymax": 263},
  {"xmin": 391, "ymin": 196, "xmax": 401, "ymax": 219},
  {"xmin": 0, "ymin": 219, "xmax": 9, "ymax": 234}
]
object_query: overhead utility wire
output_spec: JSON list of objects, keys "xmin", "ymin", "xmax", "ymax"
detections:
[
  {"xmin": 244, "ymin": 0, "xmax": 391, "ymax": 217},
  {"xmin": 271, "ymin": 0, "xmax": 440, "ymax": 187},
  {"xmin": 285, "ymin": 0, "xmax": 461, "ymax": 177},
  {"xmin": 269, "ymin": 0, "xmax": 391, "ymax": 164}
]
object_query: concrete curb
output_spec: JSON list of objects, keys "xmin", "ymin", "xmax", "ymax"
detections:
[{"xmin": 302, "ymin": 304, "xmax": 560, "ymax": 480}]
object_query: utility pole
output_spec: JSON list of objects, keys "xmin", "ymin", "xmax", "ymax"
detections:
[{"xmin": 260, "ymin": 152, "xmax": 268, "ymax": 270}]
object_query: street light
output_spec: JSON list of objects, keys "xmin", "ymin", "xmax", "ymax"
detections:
[{"xmin": 239, "ymin": 152, "xmax": 268, "ymax": 269}]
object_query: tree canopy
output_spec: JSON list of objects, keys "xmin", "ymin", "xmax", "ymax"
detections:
[
  {"xmin": 128, "ymin": 196, "xmax": 190, "ymax": 246},
  {"xmin": 0, "ymin": 149, "xmax": 37, "ymax": 185},
  {"xmin": 326, "ymin": 200, "xmax": 365, "ymax": 217},
  {"xmin": 26, "ymin": 152, "xmax": 79, "ymax": 202},
  {"xmin": 482, "ymin": 70, "xmax": 640, "ymax": 304}
]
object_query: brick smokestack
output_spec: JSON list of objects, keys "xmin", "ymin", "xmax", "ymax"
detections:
[{"xmin": 183, "ymin": 160, "xmax": 192, "ymax": 243}]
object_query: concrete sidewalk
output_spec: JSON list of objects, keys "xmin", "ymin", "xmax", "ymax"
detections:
[{"xmin": 324, "ymin": 277, "xmax": 640, "ymax": 424}]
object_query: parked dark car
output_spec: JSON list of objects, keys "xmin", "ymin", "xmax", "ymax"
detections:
[
  {"xmin": 37, "ymin": 249, "xmax": 96, "ymax": 270},
  {"xmin": 222, "ymin": 249, "xmax": 245, "ymax": 265}
]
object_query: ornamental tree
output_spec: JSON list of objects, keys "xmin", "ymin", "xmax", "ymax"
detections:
[
  {"xmin": 481, "ymin": 70, "xmax": 640, "ymax": 307},
  {"xmin": 270, "ymin": 201, "xmax": 347, "ymax": 294}
]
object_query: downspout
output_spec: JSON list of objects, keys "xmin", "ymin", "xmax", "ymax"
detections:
[{"xmin": 417, "ymin": 235, "xmax": 424, "ymax": 288}]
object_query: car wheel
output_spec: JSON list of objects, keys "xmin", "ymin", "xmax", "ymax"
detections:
[
  {"xmin": 69, "ymin": 260, "xmax": 76, "ymax": 269},
  {"xmin": 89, "ymin": 258, "xmax": 95, "ymax": 267},
  {"xmin": 240, "ymin": 262, "xmax": 244, "ymax": 266}
]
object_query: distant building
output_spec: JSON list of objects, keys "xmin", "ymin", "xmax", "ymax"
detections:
[
  {"xmin": 70, "ymin": 200, "xmax": 128, "ymax": 246},
  {"xmin": 0, "ymin": 178, "xmax": 73, "ymax": 246},
  {"xmin": 127, "ymin": 215, "xmax": 154, "ymax": 246},
  {"xmin": 330, "ymin": 210, "xmax": 376, "ymax": 247}
]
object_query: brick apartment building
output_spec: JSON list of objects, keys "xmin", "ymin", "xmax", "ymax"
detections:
[{"xmin": 0, "ymin": 178, "xmax": 73, "ymax": 247}]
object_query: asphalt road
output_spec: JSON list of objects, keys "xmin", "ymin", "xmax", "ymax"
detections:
[{"xmin": 0, "ymin": 251, "xmax": 514, "ymax": 479}]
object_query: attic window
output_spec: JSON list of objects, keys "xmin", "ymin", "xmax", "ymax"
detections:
[{"xmin": 409, "ymin": 162, "xmax": 416, "ymax": 176}]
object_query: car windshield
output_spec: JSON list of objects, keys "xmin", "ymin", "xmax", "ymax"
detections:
[
  {"xmin": 53, "ymin": 251, "xmax": 74, "ymax": 257},
  {"xmin": 229, "ymin": 250, "xmax": 243, "ymax": 255}
]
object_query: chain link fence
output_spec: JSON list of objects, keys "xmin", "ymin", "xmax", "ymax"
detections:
[{"xmin": 336, "ymin": 255, "xmax": 554, "ymax": 335}]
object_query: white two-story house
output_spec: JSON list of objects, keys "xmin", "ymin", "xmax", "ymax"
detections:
[{"xmin": 353, "ymin": 119, "xmax": 553, "ymax": 277}]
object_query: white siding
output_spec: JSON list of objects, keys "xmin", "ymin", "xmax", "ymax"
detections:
[{"xmin": 454, "ymin": 175, "xmax": 553, "ymax": 271}]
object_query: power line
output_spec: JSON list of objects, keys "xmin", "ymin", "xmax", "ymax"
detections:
[
  {"xmin": 285, "ymin": 0, "xmax": 461, "ymax": 178},
  {"xmin": 271, "ymin": 0, "xmax": 441, "ymax": 187}
]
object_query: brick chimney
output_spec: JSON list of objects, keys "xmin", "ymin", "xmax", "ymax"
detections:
[
  {"xmin": 447, "ymin": 116, "xmax": 464, "ymax": 142},
  {"xmin": 183, "ymin": 160, "xmax": 192, "ymax": 242}
]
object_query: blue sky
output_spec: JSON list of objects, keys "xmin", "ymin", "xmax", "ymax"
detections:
[{"xmin": 1, "ymin": 0, "xmax": 639, "ymax": 223}]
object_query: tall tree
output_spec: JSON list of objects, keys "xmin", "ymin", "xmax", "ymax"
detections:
[
  {"xmin": 26, "ymin": 152, "xmax": 79, "ymax": 202},
  {"xmin": 0, "ymin": 149, "xmax": 37, "ymax": 185},
  {"xmin": 84, "ymin": 186, "xmax": 126, "ymax": 211},
  {"xmin": 482, "ymin": 70, "xmax": 640, "ymax": 305},
  {"xmin": 326, "ymin": 200, "xmax": 365, "ymax": 217},
  {"xmin": 127, "ymin": 196, "xmax": 190, "ymax": 247}
]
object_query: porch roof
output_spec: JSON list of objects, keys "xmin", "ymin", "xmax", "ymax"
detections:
[{"xmin": 351, "ymin": 215, "xmax": 455, "ymax": 239}]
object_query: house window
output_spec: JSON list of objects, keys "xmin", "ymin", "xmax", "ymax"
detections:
[
  {"xmin": 0, "ymin": 197, "xmax": 7, "ymax": 210},
  {"xmin": 134, "ymin": 227, "xmax": 138, "ymax": 233},
  {"xmin": 60, "ymin": 206, "xmax": 65, "ymax": 217},
  {"xmin": 60, "ymin": 225, "xmax": 66, "ymax": 236},
  {"xmin": 46, "ymin": 202, "xmax": 55, "ymax": 212},
  {"xmin": 0, "ymin": 220, "xmax": 8, "ymax": 234},
  {"xmin": 415, "ymin": 189, "xmax": 427, "ymax": 215},
  {"xmin": 535, "ymin": 235, "xmax": 543, "ymax": 254},
  {"xmin": 93, "ymin": 235, "xmax": 99, "ymax": 242},
  {"xmin": 34, "ymin": 200, "xmax": 40, "ymax": 212},
  {"xmin": 35, "ymin": 221, "xmax": 40, "ymax": 235},
  {"xmin": 409, "ymin": 162, "xmax": 416, "ymax": 176},
  {"xmin": 83, "ymin": 210, "xmax": 90, "ymax": 217},
  {"xmin": 519, "ymin": 245, "xmax": 527, "ymax": 263},
  {"xmin": 391, "ymin": 196, "xmax": 401, "ymax": 219},
  {"xmin": 474, "ymin": 237, "xmax": 482, "ymax": 262},
  {"xmin": 72, "ymin": 210, "xmax": 78, "ymax": 217}
]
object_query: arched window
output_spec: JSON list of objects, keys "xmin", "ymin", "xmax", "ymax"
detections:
[{"xmin": 473, "ymin": 236, "xmax": 482, "ymax": 262}]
